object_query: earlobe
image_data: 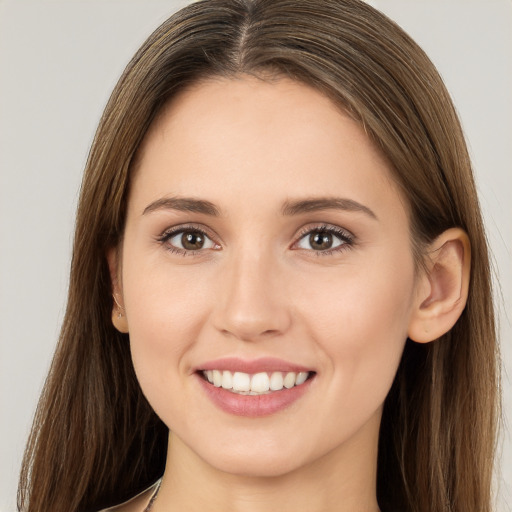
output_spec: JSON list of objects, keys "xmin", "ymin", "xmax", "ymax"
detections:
[
  {"xmin": 107, "ymin": 247, "xmax": 129, "ymax": 334},
  {"xmin": 408, "ymin": 228, "xmax": 471, "ymax": 343}
]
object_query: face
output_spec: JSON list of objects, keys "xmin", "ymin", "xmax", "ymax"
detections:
[{"xmin": 114, "ymin": 76, "xmax": 421, "ymax": 477}]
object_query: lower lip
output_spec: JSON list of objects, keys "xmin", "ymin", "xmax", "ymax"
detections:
[{"xmin": 196, "ymin": 374, "xmax": 314, "ymax": 417}]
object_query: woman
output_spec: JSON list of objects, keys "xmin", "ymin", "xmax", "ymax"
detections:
[{"xmin": 17, "ymin": 1, "xmax": 500, "ymax": 511}]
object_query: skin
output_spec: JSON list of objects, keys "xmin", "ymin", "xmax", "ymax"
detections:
[{"xmin": 108, "ymin": 76, "xmax": 470, "ymax": 512}]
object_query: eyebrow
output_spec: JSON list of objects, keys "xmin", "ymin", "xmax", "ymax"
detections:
[
  {"xmin": 281, "ymin": 197, "xmax": 377, "ymax": 220},
  {"xmin": 142, "ymin": 195, "xmax": 377, "ymax": 220},
  {"xmin": 143, "ymin": 196, "xmax": 221, "ymax": 216}
]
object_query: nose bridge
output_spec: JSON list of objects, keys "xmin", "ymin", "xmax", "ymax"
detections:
[{"xmin": 213, "ymin": 244, "xmax": 290, "ymax": 341}]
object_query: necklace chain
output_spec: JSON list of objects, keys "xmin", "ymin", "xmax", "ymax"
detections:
[{"xmin": 142, "ymin": 480, "xmax": 161, "ymax": 512}]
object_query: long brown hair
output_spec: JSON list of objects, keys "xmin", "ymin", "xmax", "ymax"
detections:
[{"xmin": 18, "ymin": 1, "xmax": 499, "ymax": 511}]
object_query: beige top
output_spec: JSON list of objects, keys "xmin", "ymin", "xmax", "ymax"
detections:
[{"xmin": 99, "ymin": 479, "xmax": 161, "ymax": 512}]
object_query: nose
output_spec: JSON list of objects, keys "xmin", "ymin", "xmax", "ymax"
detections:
[{"xmin": 211, "ymin": 251, "xmax": 292, "ymax": 342}]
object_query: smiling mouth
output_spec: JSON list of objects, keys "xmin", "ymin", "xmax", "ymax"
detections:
[{"xmin": 199, "ymin": 370, "xmax": 314, "ymax": 395}]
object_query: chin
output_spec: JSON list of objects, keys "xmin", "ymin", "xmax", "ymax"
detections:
[
  {"xmin": 208, "ymin": 450, "xmax": 307, "ymax": 479},
  {"xmin": 181, "ymin": 431, "xmax": 311, "ymax": 478}
]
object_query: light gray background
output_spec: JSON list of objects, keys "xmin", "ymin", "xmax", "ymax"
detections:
[{"xmin": 0, "ymin": 1, "xmax": 510, "ymax": 511}]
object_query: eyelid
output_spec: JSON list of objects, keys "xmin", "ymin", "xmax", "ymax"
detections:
[
  {"xmin": 292, "ymin": 223, "xmax": 355, "ymax": 254},
  {"xmin": 156, "ymin": 223, "xmax": 221, "ymax": 255}
]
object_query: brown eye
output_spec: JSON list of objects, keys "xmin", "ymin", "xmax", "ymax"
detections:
[
  {"xmin": 295, "ymin": 226, "xmax": 352, "ymax": 253},
  {"xmin": 163, "ymin": 228, "xmax": 217, "ymax": 253},
  {"xmin": 181, "ymin": 231, "xmax": 205, "ymax": 250},
  {"xmin": 309, "ymin": 231, "xmax": 333, "ymax": 250}
]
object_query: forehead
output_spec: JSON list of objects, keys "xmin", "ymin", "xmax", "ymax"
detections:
[{"xmin": 130, "ymin": 75, "xmax": 406, "ymax": 223}]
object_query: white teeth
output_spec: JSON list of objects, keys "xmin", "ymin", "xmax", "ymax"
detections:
[
  {"xmin": 296, "ymin": 371, "xmax": 308, "ymax": 385},
  {"xmin": 232, "ymin": 372, "xmax": 251, "ymax": 392},
  {"xmin": 203, "ymin": 369, "xmax": 311, "ymax": 394},
  {"xmin": 212, "ymin": 370, "xmax": 222, "ymax": 387},
  {"xmin": 269, "ymin": 372, "xmax": 284, "ymax": 390},
  {"xmin": 283, "ymin": 372, "xmax": 296, "ymax": 389},
  {"xmin": 221, "ymin": 370, "xmax": 233, "ymax": 389},
  {"xmin": 250, "ymin": 372, "xmax": 270, "ymax": 393}
]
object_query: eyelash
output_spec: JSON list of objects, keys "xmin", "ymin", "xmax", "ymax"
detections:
[
  {"xmin": 156, "ymin": 223, "xmax": 355, "ymax": 257},
  {"xmin": 156, "ymin": 224, "xmax": 218, "ymax": 257},
  {"xmin": 294, "ymin": 224, "xmax": 355, "ymax": 256}
]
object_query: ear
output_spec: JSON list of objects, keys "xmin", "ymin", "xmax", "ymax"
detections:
[
  {"xmin": 107, "ymin": 247, "xmax": 129, "ymax": 334},
  {"xmin": 408, "ymin": 228, "xmax": 471, "ymax": 343}
]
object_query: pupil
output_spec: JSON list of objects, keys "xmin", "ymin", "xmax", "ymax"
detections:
[
  {"xmin": 310, "ymin": 231, "xmax": 332, "ymax": 250},
  {"xmin": 182, "ymin": 232, "xmax": 204, "ymax": 250}
]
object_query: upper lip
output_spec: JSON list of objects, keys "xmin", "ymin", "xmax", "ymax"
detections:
[{"xmin": 196, "ymin": 357, "xmax": 314, "ymax": 374}]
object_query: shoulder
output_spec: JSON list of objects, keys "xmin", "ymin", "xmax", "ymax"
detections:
[{"xmin": 97, "ymin": 480, "xmax": 161, "ymax": 512}]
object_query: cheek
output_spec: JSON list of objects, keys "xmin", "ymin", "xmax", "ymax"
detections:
[
  {"xmin": 294, "ymin": 254, "xmax": 415, "ymax": 414},
  {"xmin": 120, "ymin": 250, "xmax": 211, "ymax": 403}
]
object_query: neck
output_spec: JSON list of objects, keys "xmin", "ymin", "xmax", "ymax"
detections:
[{"xmin": 155, "ymin": 411, "xmax": 381, "ymax": 512}]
